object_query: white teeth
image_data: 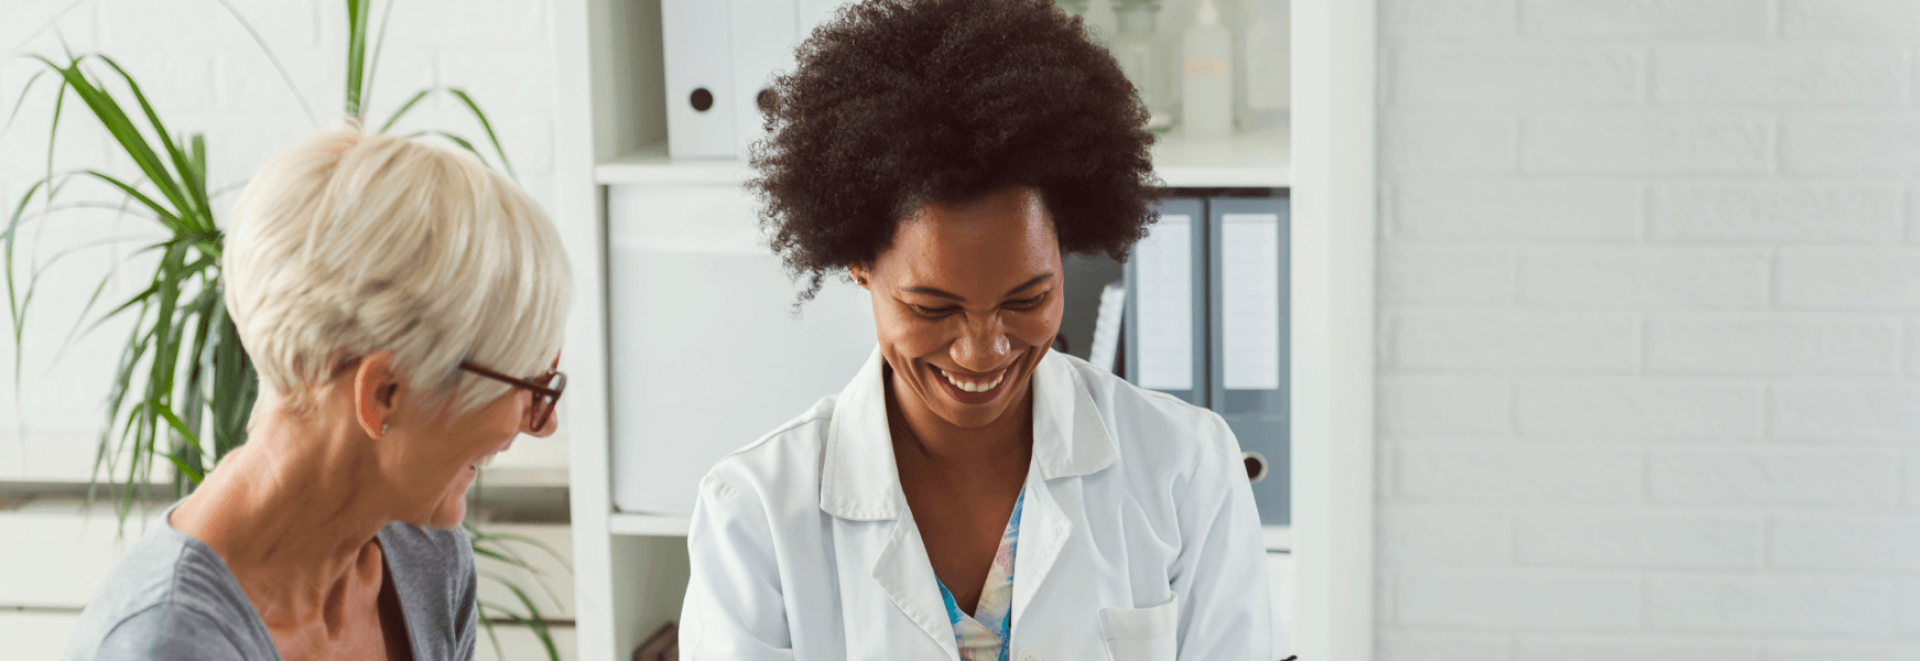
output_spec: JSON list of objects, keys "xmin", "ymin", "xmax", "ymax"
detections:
[{"xmin": 939, "ymin": 368, "xmax": 1005, "ymax": 393}]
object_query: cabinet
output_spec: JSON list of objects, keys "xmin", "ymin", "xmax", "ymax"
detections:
[{"xmin": 547, "ymin": 1, "xmax": 1376, "ymax": 658}]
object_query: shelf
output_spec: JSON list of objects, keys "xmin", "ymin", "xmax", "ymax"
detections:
[
  {"xmin": 1152, "ymin": 127, "xmax": 1291, "ymax": 189},
  {"xmin": 1263, "ymin": 525, "xmax": 1291, "ymax": 552},
  {"xmin": 609, "ymin": 512, "xmax": 692, "ymax": 536},
  {"xmin": 595, "ymin": 145, "xmax": 755, "ymax": 186},
  {"xmin": 594, "ymin": 127, "xmax": 1291, "ymax": 189},
  {"xmin": 477, "ymin": 466, "xmax": 571, "ymax": 488}
]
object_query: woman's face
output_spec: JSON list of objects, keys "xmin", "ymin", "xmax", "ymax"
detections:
[
  {"xmin": 854, "ymin": 186, "xmax": 1065, "ymax": 430},
  {"xmin": 372, "ymin": 358, "xmax": 560, "ymax": 529}
]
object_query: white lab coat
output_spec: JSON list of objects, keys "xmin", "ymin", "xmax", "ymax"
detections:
[{"xmin": 678, "ymin": 348, "xmax": 1275, "ymax": 661}]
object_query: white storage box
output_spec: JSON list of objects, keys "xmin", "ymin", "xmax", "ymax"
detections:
[{"xmin": 606, "ymin": 185, "xmax": 876, "ymax": 514}]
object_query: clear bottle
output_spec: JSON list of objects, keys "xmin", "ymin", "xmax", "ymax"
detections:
[
  {"xmin": 1181, "ymin": 0, "xmax": 1233, "ymax": 138},
  {"xmin": 1112, "ymin": 2, "xmax": 1168, "ymax": 120},
  {"xmin": 1240, "ymin": 0, "xmax": 1289, "ymax": 131},
  {"xmin": 1084, "ymin": 0, "xmax": 1119, "ymax": 46}
]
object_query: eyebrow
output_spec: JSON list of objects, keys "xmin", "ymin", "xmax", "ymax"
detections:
[{"xmin": 903, "ymin": 273, "xmax": 1055, "ymax": 302}]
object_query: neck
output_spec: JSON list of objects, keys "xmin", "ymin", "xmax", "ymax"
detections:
[
  {"xmin": 171, "ymin": 395, "xmax": 403, "ymax": 626},
  {"xmin": 885, "ymin": 363, "xmax": 1033, "ymax": 472}
]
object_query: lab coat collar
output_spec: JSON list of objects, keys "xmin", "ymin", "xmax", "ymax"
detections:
[{"xmin": 818, "ymin": 348, "xmax": 1120, "ymax": 521}]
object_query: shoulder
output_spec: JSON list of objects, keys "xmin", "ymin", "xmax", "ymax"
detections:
[
  {"xmin": 1059, "ymin": 353, "xmax": 1240, "ymax": 467},
  {"xmin": 699, "ymin": 394, "xmax": 836, "ymax": 505},
  {"xmin": 66, "ymin": 527, "xmax": 263, "ymax": 661},
  {"xmin": 87, "ymin": 603, "xmax": 249, "ymax": 661},
  {"xmin": 379, "ymin": 521, "xmax": 473, "ymax": 571},
  {"xmin": 378, "ymin": 522, "xmax": 479, "ymax": 656},
  {"xmin": 378, "ymin": 521, "xmax": 476, "ymax": 601}
]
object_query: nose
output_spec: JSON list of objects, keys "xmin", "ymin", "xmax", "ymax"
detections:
[{"xmin": 950, "ymin": 312, "xmax": 1012, "ymax": 372}]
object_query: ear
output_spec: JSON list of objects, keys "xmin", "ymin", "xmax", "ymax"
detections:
[
  {"xmin": 353, "ymin": 351, "xmax": 402, "ymax": 439},
  {"xmin": 848, "ymin": 263, "xmax": 872, "ymax": 290}
]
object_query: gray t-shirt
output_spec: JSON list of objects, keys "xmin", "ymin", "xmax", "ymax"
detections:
[{"xmin": 63, "ymin": 511, "xmax": 478, "ymax": 661}]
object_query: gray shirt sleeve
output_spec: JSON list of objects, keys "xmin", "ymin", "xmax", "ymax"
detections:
[
  {"xmin": 94, "ymin": 605, "xmax": 247, "ymax": 661},
  {"xmin": 454, "ymin": 529, "xmax": 479, "ymax": 661}
]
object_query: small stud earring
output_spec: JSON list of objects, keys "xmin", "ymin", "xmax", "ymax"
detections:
[{"xmin": 381, "ymin": 423, "xmax": 390, "ymax": 436}]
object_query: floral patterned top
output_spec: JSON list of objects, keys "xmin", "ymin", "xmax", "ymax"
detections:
[{"xmin": 937, "ymin": 491, "xmax": 1025, "ymax": 661}]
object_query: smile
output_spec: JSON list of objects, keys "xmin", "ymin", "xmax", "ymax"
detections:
[
  {"xmin": 468, "ymin": 441, "xmax": 513, "ymax": 471},
  {"xmin": 937, "ymin": 367, "xmax": 1006, "ymax": 393}
]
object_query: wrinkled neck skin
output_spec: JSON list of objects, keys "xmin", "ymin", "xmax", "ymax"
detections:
[{"xmin": 170, "ymin": 389, "xmax": 407, "ymax": 634}]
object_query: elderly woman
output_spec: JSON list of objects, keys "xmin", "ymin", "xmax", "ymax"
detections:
[
  {"xmin": 677, "ymin": 0, "xmax": 1273, "ymax": 659},
  {"xmin": 63, "ymin": 125, "xmax": 569, "ymax": 661}
]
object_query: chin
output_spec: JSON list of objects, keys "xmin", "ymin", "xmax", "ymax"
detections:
[
  {"xmin": 424, "ymin": 500, "xmax": 468, "ymax": 530},
  {"xmin": 933, "ymin": 400, "xmax": 1013, "ymax": 428}
]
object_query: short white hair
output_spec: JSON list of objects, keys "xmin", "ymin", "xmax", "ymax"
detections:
[{"xmin": 225, "ymin": 124, "xmax": 570, "ymax": 414}]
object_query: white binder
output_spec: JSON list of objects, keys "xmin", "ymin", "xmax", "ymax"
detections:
[
  {"xmin": 731, "ymin": 0, "xmax": 800, "ymax": 156},
  {"xmin": 662, "ymin": 0, "xmax": 736, "ymax": 158}
]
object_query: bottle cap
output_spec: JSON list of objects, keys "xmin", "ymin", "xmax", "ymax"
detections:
[{"xmin": 1196, "ymin": 0, "xmax": 1219, "ymax": 26}]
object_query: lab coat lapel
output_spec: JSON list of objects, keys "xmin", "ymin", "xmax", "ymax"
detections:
[
  {"xmin": 870, "ymin": 515, "xmax": 963, "ymax": 659},
  {"xmin": 820, "ymin": 349, "xmax": 961, "ymax": 657},
  {"xmin": 1013, "ymin": 352, "xmax": 1119, "ymax": 631}
]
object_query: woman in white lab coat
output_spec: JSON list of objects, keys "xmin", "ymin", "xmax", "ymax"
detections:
[{"xmin": 677, "ymin": 1, "xmax": 1273, "ymax": 659}]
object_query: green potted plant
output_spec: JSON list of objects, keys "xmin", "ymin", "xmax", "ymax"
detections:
[{"xmin": 5, "ymin": 1, "xmax": 570, "ymax": 658}]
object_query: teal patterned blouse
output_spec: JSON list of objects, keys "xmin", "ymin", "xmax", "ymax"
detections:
[{"xmin": 937, "ymin": 491, "xmax": 1025, "ymax": 661}]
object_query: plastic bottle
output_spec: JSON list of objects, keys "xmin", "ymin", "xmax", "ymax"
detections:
[
  {"xmin": 1113, "ymin": 2, "xmax": 1167, "ymax": 116},
  {"xmin": 1241, "ymin": 0, "xmax": 1289, "ymax": 130},
  {"xmin": 1181, "ymin": 0, "xmax": 1233, "ymax": 139},
  {"xmin": 1084, "ymin": 0, "xmax": 1118, "ymax": 46}
]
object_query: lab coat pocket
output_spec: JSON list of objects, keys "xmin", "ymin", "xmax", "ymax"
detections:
[{"xmin": 1097, "ymin": 594, "xmax": 1180, "ymax": 661}]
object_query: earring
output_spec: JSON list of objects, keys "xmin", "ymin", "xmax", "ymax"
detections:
[{"xmin": 381, "ymin": 423, "xmax": 390, "ymax": 436}]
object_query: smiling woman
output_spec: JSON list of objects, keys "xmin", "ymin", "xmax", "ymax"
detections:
[
  {"xmin": 60, "ymin": 125, "xmax": 571, "ymax": 661},
  {"xmin": 675, "ymin": 1, "xmax": 1276, "ymax": 659}
]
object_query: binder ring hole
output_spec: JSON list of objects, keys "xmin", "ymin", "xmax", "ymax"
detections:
[
  {"xmin": 690, "ymin": 88, "xmax": 714, "ymax": 112},
  {"xmin": 756, "ymin": 87, "xmax": 780, "ymax": 116},
  {"xmin": 1243, "ymin": 451, "xmax": 1269, "ymax": 484}
]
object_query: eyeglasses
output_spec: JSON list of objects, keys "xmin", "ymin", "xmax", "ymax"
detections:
[{"xmin": 458, "ymin": 360, "xmax": 567, "ymax": 430}]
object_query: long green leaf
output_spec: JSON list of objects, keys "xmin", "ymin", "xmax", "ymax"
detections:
[
  {"xmin": 378, "ymin": 89, "xmax": 431, "ymax": 134},
  {"xmin": 1, "ymin": 69, "xmax": 49, "ymax": 137},
  {"xmin": 159, "ymin": 451, "xmax": 204, "ymax": 484},
  {"xmin": 212, "ymin": 0, "xmax": 318, "ymax": 127},
  {"xmin": 80, "ymin": 170, "xmax": 185, "ymax": 231},
  {"xmin": 479, "ymin": 573, "xmax": 560, "ymax": 660},
  {"xmin": 345, "ymin": 0, "xmax": 371, "ymax": 118},
  {"xmin": 362, "ymin": 0, "xmax": 397, "ymax": 115},
  {"xmin": 447, "ymin": 89, "xmax": 516, "ymax": 181},
  {"xmin": 32, "ymin": 56, "xmax": 195, "ymax": 223},
  {"xmin": 93, "ymin": 55, "xmax": 210, "ymax": 227}
]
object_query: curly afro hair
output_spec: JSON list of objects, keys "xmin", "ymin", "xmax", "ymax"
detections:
[{"xmin": 751, "ymin": 0, "xmax": 1159, "ymax": 300}]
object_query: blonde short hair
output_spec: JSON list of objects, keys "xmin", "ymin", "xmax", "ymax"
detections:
[{"xmin": 224, "ymin": 124, "xmax": 570, "ymax": 414}]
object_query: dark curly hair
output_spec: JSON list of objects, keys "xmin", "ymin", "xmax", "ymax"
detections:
[{"xmin": 751, "ymin": 0, "xmax": 1159, "ymax": 300}]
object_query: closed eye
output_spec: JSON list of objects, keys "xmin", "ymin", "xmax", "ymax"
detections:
[
  {"xmin": 911, "ymin": 304, "xmax": 960, "ymax": 317},
  {"xmin": 1006, "ymin": 293, "xmax": 1047, "ymax": 310}
]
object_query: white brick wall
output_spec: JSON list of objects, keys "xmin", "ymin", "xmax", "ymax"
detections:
[
  {"xmin": 0, "ymin": 0, "xmax": 563, "ymax": 482},
  {"xmin": 1381, "ymin": 1, "xmax": 1920, "ymax": 657}
]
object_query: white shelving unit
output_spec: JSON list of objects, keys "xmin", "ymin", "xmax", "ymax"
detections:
[
  {"xmin": 595, "ymin": 127, "xmax": 1292, "ymax": 189},
  {"xmin": 549, "ymin": 1, "xmax": 1375, "ymax": 659}
]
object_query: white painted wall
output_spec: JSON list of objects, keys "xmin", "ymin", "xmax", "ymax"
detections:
[
  {"xmin": 1379, "ymin": 1, "xmax": 1920, "ymax": 659},
  {"xmin": 0, "ymin": 0, "xmax": 567, "ymax": 482}
]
